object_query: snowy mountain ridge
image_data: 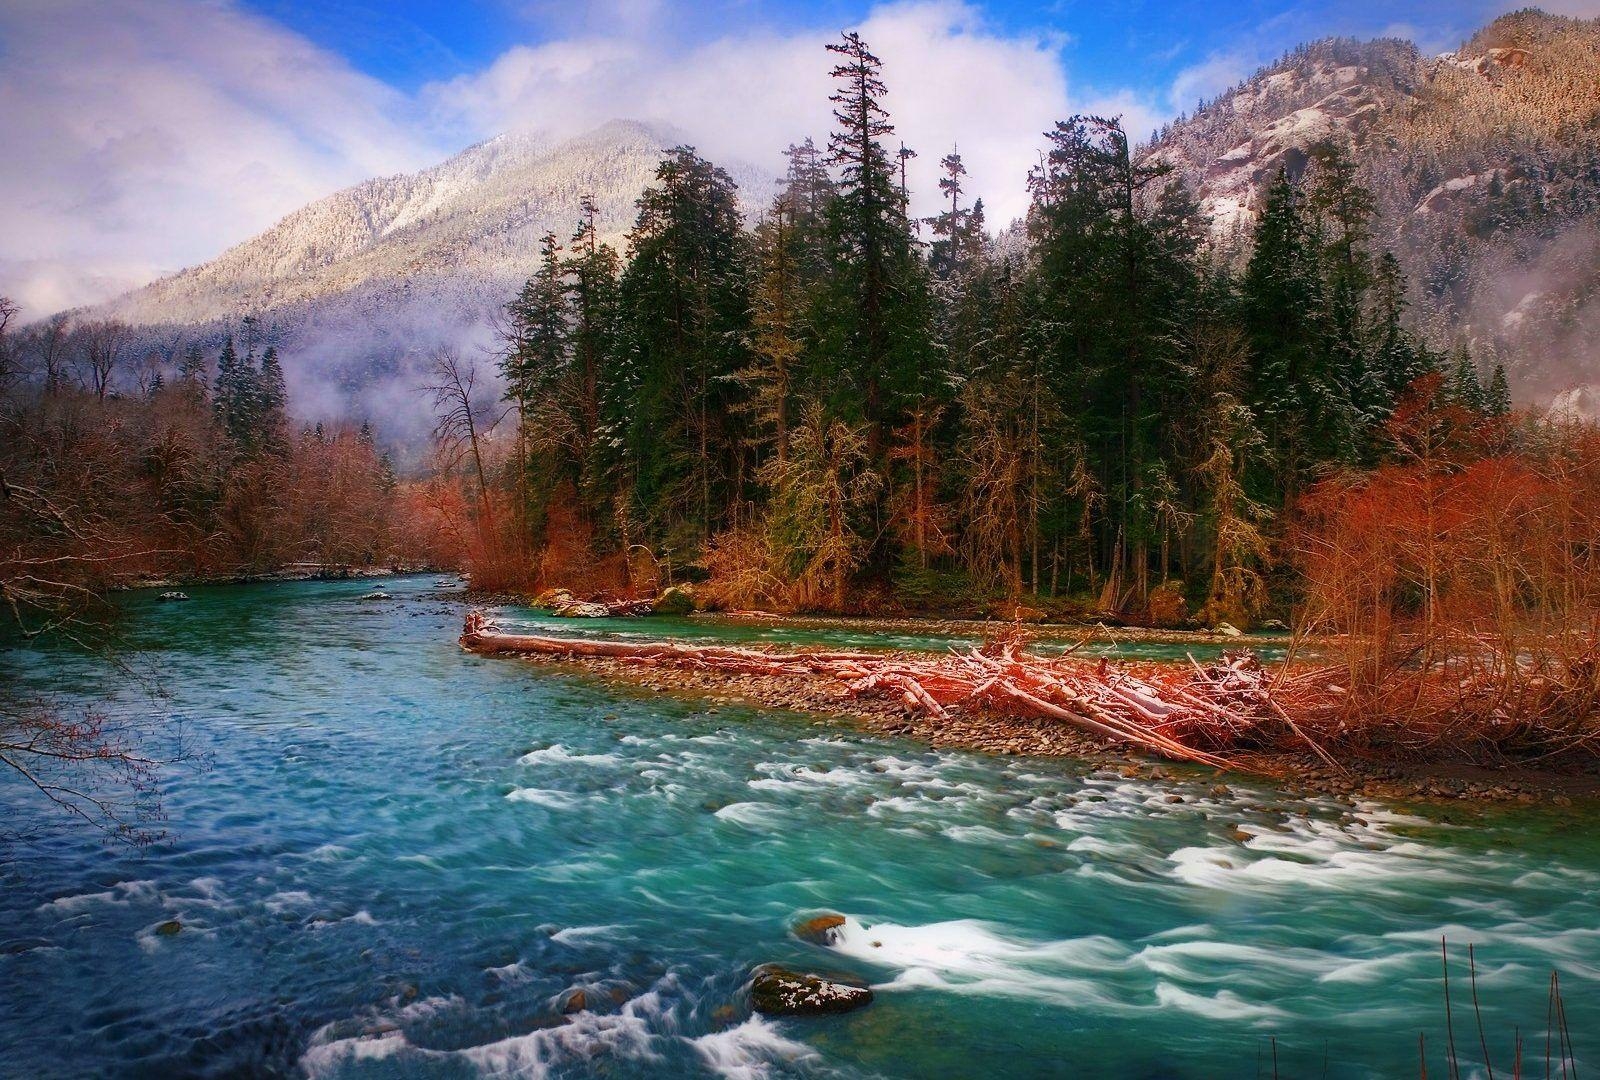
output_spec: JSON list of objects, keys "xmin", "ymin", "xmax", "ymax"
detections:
[
  {"xmin": 94, "ymin": 120, "xmax": 778, "ymax": 435},
  {"xmin": 1146, "ymin": 9, "xmax": 1600, "ymax": 402}
]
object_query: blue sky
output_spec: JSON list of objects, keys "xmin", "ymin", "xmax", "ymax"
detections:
[
  {"xmin": 246, "ymin": 0, "xmax": 1517, "ymax": 108},
  {"xmin": 1, "ymin": 0, "xmax": 1591, "ymax": 316}
]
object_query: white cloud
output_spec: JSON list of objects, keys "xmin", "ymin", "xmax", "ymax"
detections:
[
  {"xmin": 426, "ymin": 1, "xmax": 1114, "ymax": 226},
  {"xmin": 1168, "ymin": 52, "xmax": 1254, "ymax": 113},
  {"xmin": 0, "ymin": 0, "xmax": 444, "ymax": 318}
]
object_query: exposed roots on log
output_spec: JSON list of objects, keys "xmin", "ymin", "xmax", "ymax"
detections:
[{"xmin": 460, "ymin": 612, "xmax": 1334, "ymax": 772}]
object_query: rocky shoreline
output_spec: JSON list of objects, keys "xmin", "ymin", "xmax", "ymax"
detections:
[{"xmin": 503, "ymin": 649, "xmax": 1600, "ymax": 808}]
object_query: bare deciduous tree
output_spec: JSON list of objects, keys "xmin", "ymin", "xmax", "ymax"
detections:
[
  {"xmin": 423, "ymin": 347, "xmax": 496, "ymax": 515},
  {"xmin": 80, "ymin": 319, "xmax": 132, "ymax": 401},
  {"xmin": 0, "ymin": 295, "xmax": 19, "ymax": 392},
  {"xmin": 32, "ymin": 313, "xmax": 72, "ymax": 394},
  {"xmin": 1, "ymin": 469, "xmax": 185, "ymax": 848}
]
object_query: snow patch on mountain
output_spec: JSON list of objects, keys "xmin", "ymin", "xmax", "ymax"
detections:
[{"xmin": 91, "ymin": 120, "xmax": 779, "ymax": 442}]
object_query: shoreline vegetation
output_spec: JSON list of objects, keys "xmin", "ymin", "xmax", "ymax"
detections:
[{"xmin": 460, "ymin": 607, "xmax": 1600, "ymax": 807}]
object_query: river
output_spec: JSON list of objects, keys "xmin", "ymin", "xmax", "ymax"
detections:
[{"xmin": 1, "ymin": 575, "xmax": 1593, "ymax": 1078}]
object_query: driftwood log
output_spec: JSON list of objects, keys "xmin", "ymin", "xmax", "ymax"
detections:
[{"xmin": 460, "ymin": 612, "xmax": 1343, "ymax": 772}]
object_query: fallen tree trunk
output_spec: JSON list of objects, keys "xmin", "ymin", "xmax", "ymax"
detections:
[{"xmin": 458, "ymin": 612, "xmax": 1326, "ymax": 770}]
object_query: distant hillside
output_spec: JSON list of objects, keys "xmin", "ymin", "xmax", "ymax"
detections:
[
  {"xmin": 1148, "ymin": 8, "xmax": 1600, "ymax": 402},
  {"xmin": 94, "ymin": 120, "xmax": 777, "ymax": 436}
]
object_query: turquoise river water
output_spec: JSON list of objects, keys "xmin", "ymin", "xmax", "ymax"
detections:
[{"xmin": 1, "ymin": 575, "xmax": 1596, "ymax": 1078}]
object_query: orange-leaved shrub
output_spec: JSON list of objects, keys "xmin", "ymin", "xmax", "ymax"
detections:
[{"xmin": 1293, "ymin": 376, "xmax": 1600, "ymax": 754}]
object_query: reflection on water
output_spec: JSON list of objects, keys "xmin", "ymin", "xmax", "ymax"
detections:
[{"xmin": 0, "ymin": 576, "xmax": 1590, "ymax": 1078}]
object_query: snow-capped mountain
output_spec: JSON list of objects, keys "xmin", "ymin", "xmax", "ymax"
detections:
[
  {"xmin": 97, "ymin": 119, "xmax": 777, "ymax": 437},
  {"xmin": 1147, "ymin": 9, "xmax": 1600, "ymax": 403}
]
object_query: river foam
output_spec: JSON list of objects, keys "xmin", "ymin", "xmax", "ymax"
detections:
[{"xmin": 689, "ymin": 1016, "xmax": 818, "ymax": 1079}]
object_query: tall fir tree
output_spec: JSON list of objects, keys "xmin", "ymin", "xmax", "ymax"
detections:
[
  {"xmin": 819, "ymin": 32, "xmax": 934, "ymax": 572},
  {"xmin": 617, "ymin": 147, "xmax": 753, "ymax": 547},
  {"xmin": 565, "ymin": 196, "xmax": 624, "ymax": 517},
  {"xmin": 1242, "ymin": 167, "xmax": 1335, "ymax": 497}
]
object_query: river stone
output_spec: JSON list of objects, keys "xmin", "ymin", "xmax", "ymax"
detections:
[
  {"xmin": 653, "ymin": 586, "xmax": 696, "ymax": 616},
  {"xmin": 554, "ymin": 600, "xmax": 612, "ymax": 618},
  {"xmin": 793, "ymin": 913, "xmax": 847, "ymax": 945},
  {"xmin": 154, "ymin": 919, "xmax": 182, "ymax": 937},
  {"xmin": 559, "ymin": 988, "xmax": 587, "ymax": 1014},
  {"xmin": 1212, "ymin": 621, "xmax": 1243, "ymax": 637},
  {"xmin": 750, "ymin": 966, "xmax": 872, "ymax": 1016}
]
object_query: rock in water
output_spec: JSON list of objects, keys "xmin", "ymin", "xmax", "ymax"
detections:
[
  {"xmin": 750, "ymin": 966, "xmax": 872, "ymax": 1017},
  {"xmin": 792, "ymin": 913, "xmax": 847, "ymax": 946},
  {"xmin": 154, "ymin": 920, "xmax": 182, "ymax": 936},
  {"xmin": 1212, "ymin": 622, "xmax": 1243, "ymax": 637},
  {"xmin": 554, "ymin": 601, "xmax": 612, "ymax": 618},
  {"xmin": 652, "ymin": 585, "xmax": 696, "ymax": 616},
  {"xmin": 157, "ymin": 591, "xmax": 190, "ymax": 602}
]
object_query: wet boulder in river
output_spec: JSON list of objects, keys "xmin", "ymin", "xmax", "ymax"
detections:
[
  {"xmin": 750, "ymin": 965, "xmax": 872, "ymax": 1016},
  {"xmin": 534, "ymin": 588, "xmax": 576, "ymax": 609},
  {"xmin": 792, "ymin": 913, "xmax": 847, "ymax": 946}
]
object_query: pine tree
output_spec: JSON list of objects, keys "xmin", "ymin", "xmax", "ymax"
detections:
[
  {"xmin": 1027, "ymin": 114, "xmax": 1203, "ymax": 601},
  {"xmin": 779, "ymin": 139, "xmax": 836, "ymax": 277},
  {"xmin": 1242, "ymin": 168, "xmax": 1336, "ymax": 496},
  {"xmin": 565, "ymin": 195, "xmax": 623, "ymax": 511},
  {"xmin": 258, "ymin": 346, "xmax": 288, "ymax": 419},
  {"xmin": 929, "ymin": 148, "xmax": 976, "ymax": 281},
  {"xmin": 213, "ymin": 333, "xmax": 255, "ymax": 449},
  {"xmin": 1369, "ymin": 252, "xmax": 1431, "ymax": 401},
  {"xmin": 735, "ymin": 193, "xmax": 805, "ymax": 471},
  {"xmin": 617, "ymin": 146, "xmax": 753, "ymax": 546},
  {"xmin": 760, "ymin": 402, "xmax": 879, "ymax": 610},
  {"xmin": 1486, "ymin": 361, "xmax": 1511, "ymax": 417},
  {"xmin": 179, "ymin": 343, "xmax": 207, "ymax": 397},
  {"xmin": 504, "ymin": 231, "xmax": 571, "ymax": 426},
  {"xmin": 819, "ymin": 32, "xmax": 934, "ymax": 574},
  {"xmin": 1448, "ymin": 346, "xmax": 1488, "ymax": 413},
  {"xmin": 1307, "ymin": 141, "xmax": 1383, "ymax": 443},
  {"xmin": 821, "ymin": 32, "xmax": 914, "ymax": 446}
]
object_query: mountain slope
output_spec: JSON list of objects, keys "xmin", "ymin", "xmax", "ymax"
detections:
[
  {"xmin": 100, "ymin": 120, "xmax": 777, "ymax": 434},
  {"xmin": 1148, "ymin": 8, "xmax": 1600, "ymax": 399}
]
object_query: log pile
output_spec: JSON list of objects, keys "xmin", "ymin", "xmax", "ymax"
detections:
[{"xmin": 461, "ymin": 612, "xmax": 1335, "ymax": 770}]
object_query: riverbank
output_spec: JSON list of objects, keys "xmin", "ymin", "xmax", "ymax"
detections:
[
  {"xmin": 693, "ymin": 609, "xmax": 1301, "ymax": 649},
  {"xmin": 494, "ymin": 646, "xmax": 1600, "ymax": 808},
  {"xmin": 117, "ymin": 563, "xmax": 453, "ymax": 590}
]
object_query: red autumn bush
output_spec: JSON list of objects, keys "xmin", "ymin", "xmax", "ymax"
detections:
[{"xmin": 1292, "ymin": 378, "xmax": 1600, "ymax": 755}]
